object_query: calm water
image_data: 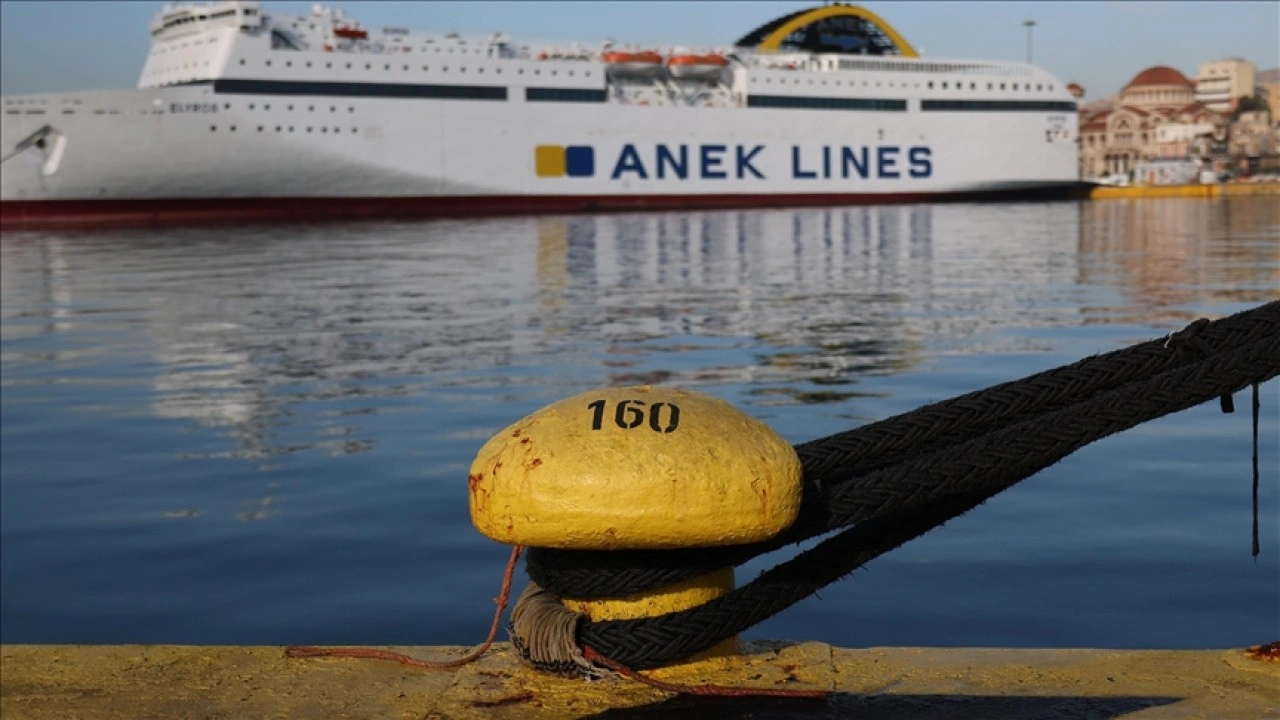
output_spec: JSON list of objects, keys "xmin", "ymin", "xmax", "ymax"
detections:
[{"xmin": 2, "ymin": 198, "xmax": 1277, "ymax": 650}]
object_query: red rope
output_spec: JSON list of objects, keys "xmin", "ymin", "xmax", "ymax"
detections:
[
  {"xmin": 581, "ymin": 645, "xmax": 829, "ymax": 699},
  {"xmin": 285, "ymin": 545, "xmax": 523, "ymax": 669}
]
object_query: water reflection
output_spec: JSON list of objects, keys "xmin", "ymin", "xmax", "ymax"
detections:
[{"xmin": 2, "ymin": 198, "xmax": 1277, "ymax": 465}]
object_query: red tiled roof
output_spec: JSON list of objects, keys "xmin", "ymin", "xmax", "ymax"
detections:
[{"xmin": 1124, "ymin": 65, "xmax": 1193, "ymax": 89}]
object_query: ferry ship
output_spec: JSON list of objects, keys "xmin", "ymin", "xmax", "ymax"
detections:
[{"xmin": 0, "ymin": 2, "xmax": 1081, "ymax": 227}]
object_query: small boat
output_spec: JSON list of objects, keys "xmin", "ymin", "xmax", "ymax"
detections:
[
  {"xmin": 602, "ymin": 51, "xmax": 664, "ymax": 78},
  {"xmin": 666, "ymin": 53, "xmax": 727, "ymax": 80},
  {"xmin": 333, "ymin": 25, "xmax": 368, "ymax": 40}
]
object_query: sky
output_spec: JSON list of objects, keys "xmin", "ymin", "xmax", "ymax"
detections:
[{"xmin": 1, "ymin": 1, "xmax": 1276, "ymax": 100}]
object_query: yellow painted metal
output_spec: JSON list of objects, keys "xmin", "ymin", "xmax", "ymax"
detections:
[
  {"xmin": 1089, "ymin": 182, "xmax": 1280, "ymax": 200},
  {"xmin": 562, "ymin": 568, "xmax": 740, "ymax": 663},
  {"xmin": 755, "ymin": 5, "xmax": 920, "ymax": 58},
  {"xmin": 468, "ymin": 386, "xmax": 803, "ymax": 550}
]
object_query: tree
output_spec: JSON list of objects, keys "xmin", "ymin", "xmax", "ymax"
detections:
[{"xmin": 1231, "ymin": 94, "xmax": 1269, "ymax": 120}]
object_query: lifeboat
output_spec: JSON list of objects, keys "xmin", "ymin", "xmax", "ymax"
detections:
[
  {"xmin": 602, "ymin": 51, "xmax": 664, "ymax": 79},
  {"xmin": 333, "ymin": 25, "xmax": 368, "ymax": 40},
  {"xmin": 666, "ymin": 53, "xmax": 727, "ymax": 81}
]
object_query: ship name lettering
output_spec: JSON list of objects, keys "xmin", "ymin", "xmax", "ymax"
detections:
[
  {"xmin": 792, "ymin": 145, "xmax": 932, "ymax": 179},
  {"xmin": 611, "ymin": 143, "xmax": 767, "ymax": 181}
]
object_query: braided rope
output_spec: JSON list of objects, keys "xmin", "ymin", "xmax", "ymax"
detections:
[
  {"xmin": 508, "ymin": 302, "xmax": 1280, "ymax": 669},
  {"xmin": 527, "ymin": 301, "xmax": 1280, "ymax": 598}
]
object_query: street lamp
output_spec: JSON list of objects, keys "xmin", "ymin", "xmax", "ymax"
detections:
[{"xmin": 1023, "ymin": 19, "xmax": 1036, "ymax": 64}]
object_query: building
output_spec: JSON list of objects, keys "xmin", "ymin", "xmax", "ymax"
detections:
[
  {"xmin": 1194, "ymin": 58, "xmax": 1256, "ymax": 113},
  {"xmin": 1078, "ymin": 66, "xmax": 1220, "ymax": 179},
  {"xmin": 1258, "ymin": 68, "xmax": 1280, "ymax": 123}
]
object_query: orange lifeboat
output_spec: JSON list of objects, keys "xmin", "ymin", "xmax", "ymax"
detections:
[
  {"xmin": 666, "ymin": 53, "xmax": 727, "ymax": 80},
  {"xmin": 333, "ymin": 25, "xmax": 368, "ymax": 40},
  {"xmin": 602, "ymin": 51, "xmax": 664, "ymax": 78}
]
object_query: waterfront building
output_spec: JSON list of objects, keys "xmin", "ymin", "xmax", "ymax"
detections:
[
  {"xmin": 1194, "ymin": 58, "xmax": 1257, "ymax": 113},
  {"xmin": 1078, "ymin": 66, "xmax": 1220, "ymax": 179},
  {"xmin": 1258, "ymin": 69, "xmax": 1280, "ymax": 123}
]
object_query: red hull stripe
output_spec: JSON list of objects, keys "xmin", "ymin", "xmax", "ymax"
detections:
[{"xmin": 0, "ymin": 188, "xmax": 1087, "ymax": 229}]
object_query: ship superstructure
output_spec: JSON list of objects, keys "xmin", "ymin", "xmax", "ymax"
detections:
[{"xmin": 1, "ymin": 2, "xmax": 1081, "ymax": 227}]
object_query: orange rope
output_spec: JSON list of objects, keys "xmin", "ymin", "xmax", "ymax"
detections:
[
  {"xmin": 581, "ymin": 645, "xmax": 829, "ymax": 699},
  {"xmin": 285, "ymin": 545, "xmax": 523, "ymax": 668}
]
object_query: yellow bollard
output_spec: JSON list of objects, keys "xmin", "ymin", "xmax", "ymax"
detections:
[{"xmin": 468, "ymin": 386, "xmax": 803, "ymax": 666}]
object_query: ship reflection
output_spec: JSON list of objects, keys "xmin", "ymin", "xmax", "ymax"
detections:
[{"xmin": 3, "ymin": 198, "xmax": 1276, "ymax": 465}]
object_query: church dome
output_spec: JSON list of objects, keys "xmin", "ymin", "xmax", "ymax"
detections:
[{"xmin": 1124, "ymin": 66, "xmax": 1193, "ymax": 89}]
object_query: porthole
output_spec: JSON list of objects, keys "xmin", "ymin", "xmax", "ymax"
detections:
[
  {"xmin": 229, "ymin": 125, "xmax": 236, "ymax": 132},
  {"xmin": 384, "ymin": 64, "xmax": 390, "ymax": 70},
  {"xmin": 403, "ymin": 64, "xmax": 409, "ymax": 71},
  {"xmin": 321, "ymin": 127, "xmax": 327, "ymax": 133},
  {"xmin": 286, "ymin": 61, "xmax": 292, "ymax": 67},
  {"xmin": 308, "ymin": 105, "xmax": 314, "ymax": 111},
  {"xmin": 239, "ymin": 59, "xmax": 246, "ymax": 65},
  {"xmin": 257, "ymin": 125, "xmax": 263, "ymax": 132},
  {"xmin": 942, "ymin": 82, "xmax": 948, "ymax": 89},
  {"xmin": 249, "ymin": 103, "xmax": 255, "ymax": 109},
  {"xmin": 265, "ymin": 104, "xmax": 271, "ymax": 110},
  {"xmin": 210, "ymin": 125, "xmax": 217, "ymax": 131},
  {"xmin": 346, "ymin": 63, "xmax": 352, "ymax": 69},
  {"xmin": 306, "ymin": 127, "xmax": 312, "ymax": 133},
  {"xmin": 287, "ymin": 104, "xmax": 294, "ymax": 111},
  {"xmin": 306, "ymin": 61, "xmax": 312, "ymax": 68},
  {"xmin": 927, "ymin": 81, "xmax": 934, "ymax": 88},
  {"xmin": 1012, "ymin": 83, "xmax": 1018, "ymax": 90},
  {"xmin": 223, "ymin": 103, "xmax": 231, "ymax": 109},
  {"xmin": 326, "ymin": 62, "xmax": 332, "ymax": 69},
  {"xmin": 275, "ymin": 126, "xmax": 281, "ymax": 132},
  {"xmin": 288, "ymin": 126, "xmax": 294, "ymax": 132},
  {"xmin": 348, "ymin": 106, "xmax": 354, "ymax": 112},
  {"xmin": 352, "ymin": 127, "xmax": 358, "ymax": 133},
  {"xmin": 330, "ymin": 105, "xmax": 336, "ymax": 112},
  {"xmin": 365, "ymin": 63, "xmax": 371, "ymax": 69}
]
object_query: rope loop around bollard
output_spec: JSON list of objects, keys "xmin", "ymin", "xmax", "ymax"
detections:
[{"xmin": 509, "ymin": 300, "xmax": 1280, "ymax": 670}]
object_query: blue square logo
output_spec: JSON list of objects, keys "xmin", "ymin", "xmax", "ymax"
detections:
[{"xmin": 565, "ymin": 146, "xmax": 594, "ymax": 178}]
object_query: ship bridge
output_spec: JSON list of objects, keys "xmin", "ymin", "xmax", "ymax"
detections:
[{"xmin": 735, "ymin": 4, "xmax": 918, "ymax": 57}]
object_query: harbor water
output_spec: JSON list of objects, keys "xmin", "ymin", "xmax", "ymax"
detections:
[{"xmin": 1, "ymin": 197, "xmax": 1277, "ymax": 650}]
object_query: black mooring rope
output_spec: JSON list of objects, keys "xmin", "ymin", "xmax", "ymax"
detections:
[
  {"xmin": 527, "ymin": 300, "xmax": 1280, "ymax": 599},
  {"xmin": 511, "ymin": 301, "xmax": 1280, "ymax": 670}
]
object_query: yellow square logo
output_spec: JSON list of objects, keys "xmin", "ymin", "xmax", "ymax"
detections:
[{"xmin": 535, "ymin": 145, "xmax": 566, "ymax": 178}]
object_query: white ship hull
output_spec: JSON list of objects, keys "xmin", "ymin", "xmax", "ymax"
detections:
[{"xmin": 0, "ymin": 2, "xmax": 1082, "ymax": 227}]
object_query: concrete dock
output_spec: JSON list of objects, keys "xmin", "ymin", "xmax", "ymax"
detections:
[
  {"xmin": 1088, "ymin": 181, "xmax": 1280, "ymax": 199},
  {"xmin": 3, "ymin": 642, "xmax": 1277, "ymax": 719}
]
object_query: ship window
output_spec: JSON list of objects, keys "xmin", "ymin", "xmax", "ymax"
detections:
[
  {"xmin": 942, "ymin": 82, "xmax": 948, "ymax": 89},
  {"xmin": 346, "ymin": 63, "xmax": 352, "ymax": 69},
  {"xmin": 249, "ymin": 103, "xmax": 255, "ymax": 109},
  {"xmin": 239, "ymin": 59, "xmax": 246, "ymax": 65},
  {"xmin": 321, "ymin": 127, "xmax": 327, "ymax": 133},
  {"xmin": 1000, "ymin": 83, "xmax": 1006, "ymax": 89},
  {"xmin": 921, "ymin": 99, "xmax": 1077, "ymax": 112},
  {"xmin": 306, "ymin": 127, "xmax": 312, "ymax": 132},
  {"xmin": 970, "ymin": 83, "xmax": 976, "ymax": 90},
  {"xmin": 224, "ymin": 103, "xmax": 230, "ymax": 109},
  {"xmin": 275, "ymin": 126, "xmax": 281, "ymax": 131},
  {"xmin": 1012, "ymin": 83, "xmax": 1018, "ymax": 90},
  {"xmin": 229, "ymin": 125, "xmax": 236, "ymax": 131},
  {"xmin": 326, "ymin": 63, "xmax": 332, "ymax": 69},
  {"xmin": 286, "ymin": 61, "xmax": 292, "ymax": 67},
  {"xmin": 927, "ymin": 81, "xmax": 934, "ymax": 88},
  {"xmin": 1036, "ymin": 84, "xmax": 1042, "ymax": 90},
  {"xmin": 265, "ymin": 104, "xmax": 271, "ymax": 110},
  {"xmin": 289, "ymin": 126, "xmax": 294, "ymax": 132},
  {"xmin": 266, "ymin": 60, "xmax": 272, "ymax": 67},
  {"xmin": 257, "ymin": 125, "xmax": 263, "ymax": 132},
  {"xmin": 288, "ymin": 104, "xmax": 293, "ymax": 110},
  {"xmin": 330, "ymin": 105, "xmax": 336, "ymax": 112},
  {"xmin": 987, "ymin": 83, "xmax": 992, "ymax": 89},
  {"xmin": 306, "ymin": 62, "xmax": 312, "ymax": 68},
  {"xmin": 747, "ymin": 95, "xmax": 907, "ymax": 111},
  {"xmin": 526, "ymin": 87, "xmax": 606, "ymax": 103},
  {"xmin": 210, "ymin": 125, "xmax": 216, "ymax": 131},
  {"xmin": 366, "ymin": 64, "xmax": 372, "ymax": 69},
  {"xmin": 423, "ymin": 65, "xmax": 430, "ymax": 70},
  {"xmin": 352, "ymin": 127, "xmax": 358, "ymax": 133},
  {"xmin": 385, "ymin": 64, "xmax": 391, "ymax": 70},
  {"xmin": 404, "ymin": 65, "xmax": 409, "ymax": 71}
]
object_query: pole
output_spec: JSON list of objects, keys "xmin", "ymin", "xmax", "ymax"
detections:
[{"xmin": 1023, "ymin": 19, "xmax": 1036, "ymax": 64}]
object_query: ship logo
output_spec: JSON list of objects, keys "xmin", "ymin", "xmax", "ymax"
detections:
[{"xmin": 535, "ymin": 145, "xmax": 595, "ymax": 178}]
